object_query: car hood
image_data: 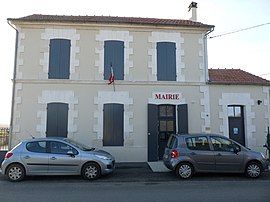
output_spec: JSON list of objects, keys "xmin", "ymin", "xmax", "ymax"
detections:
[{"xmin": 90, "ymin": 149, "xmax": 115, "ymax": 159}]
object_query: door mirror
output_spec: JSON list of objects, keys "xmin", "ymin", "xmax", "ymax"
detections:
[
  {"xmin": 233, "ymin": 146, "xmax": 241, "ymax": 154},
  {"xmin": 67, "ymin": 150, "xmax": 74, "ymax": 156}
]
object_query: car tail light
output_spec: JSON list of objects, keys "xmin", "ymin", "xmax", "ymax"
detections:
[
  {"xmin": 170, "ymin": 150, "xmax": 179, "ymax": 158},
  {"xmin": 5, "ymin": 152, "xmax": 13, "ymax": 159}
]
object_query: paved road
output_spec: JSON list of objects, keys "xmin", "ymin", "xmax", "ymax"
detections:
[{"xmin": 0, "ymin": 163, "xmax": 269, "ymax": 202}]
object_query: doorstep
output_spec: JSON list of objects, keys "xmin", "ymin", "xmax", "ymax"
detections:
[{"xmin": 147, "ymin": 161, "xmax": 171, "ymax": 172}]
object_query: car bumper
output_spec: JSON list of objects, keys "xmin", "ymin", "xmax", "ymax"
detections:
[
  {"xmin": 261, "ymin": 159, "xmax": 270, "ymax": 172},
  {"xmin": 101, "ymin": 160, "xmax": 115, "ymax": 175},
  {"xmin": 163, "ymin": 156, "xmax": 179, "ymax": 170}
]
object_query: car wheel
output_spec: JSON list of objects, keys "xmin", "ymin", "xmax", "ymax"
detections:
[
  {"xmin": 6, "ymin": 164, "xmax": 25, "ymax": 182},
  {"xmin": 176, "ymin": 162, "xmax": 194, "ymax": 179},
  {"xmin": 82, "ymin": 162, "xmax": 101, "ymax": 180},
  {"xmin": 245, "ymin": 162, "xmax": 262, "ymax": 178}
]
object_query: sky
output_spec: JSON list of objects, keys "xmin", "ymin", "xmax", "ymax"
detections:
[{"xmin": 0, "ymin": 0, "xmax": 269, "ymax": 125}]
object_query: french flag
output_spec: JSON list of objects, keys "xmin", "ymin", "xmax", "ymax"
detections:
[{"xmin": 108, "ymin": 64, "xmax": 115, "ymax": 85}]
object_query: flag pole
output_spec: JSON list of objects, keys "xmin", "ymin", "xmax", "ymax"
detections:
[{"xmin": 110, "ymin": 63, "xmax": 115, "ymax": 92}]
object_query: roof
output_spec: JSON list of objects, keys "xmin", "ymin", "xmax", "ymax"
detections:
[
  {"xmin": 208, "ymin": 69, "xmax": 270, "ymax": 86},
  {"xmin": 7, "ymin": 14, "xmax": 214, "ymax": 29}
]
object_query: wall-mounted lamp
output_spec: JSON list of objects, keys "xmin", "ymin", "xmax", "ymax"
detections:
[{"xmin": 257, "ymin": 100, "xmax": 262, "ymax": 105}]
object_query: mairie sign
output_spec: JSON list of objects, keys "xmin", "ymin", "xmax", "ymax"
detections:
[{"xmin": 153, "ymin": 92, "xmax": 181, "ymax": 100}]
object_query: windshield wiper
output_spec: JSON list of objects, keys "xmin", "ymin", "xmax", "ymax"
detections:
[{"xmin": 83, "ymin": 147, "xmax": 95, "ymax": 151}]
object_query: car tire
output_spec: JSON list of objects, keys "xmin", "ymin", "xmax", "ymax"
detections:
[
  {"xmin": 6, "ymin": 163, "xmax": 25, "ymax": 182},
  {"xmin": 245, "ymin": 162, "xmax": 262, "ymax": 178},
  {"xmin": 82, "ymin": 162, "xmax": 101, "ymax": 180},
  {"xmin": 175, "ymin": 162, "xmax": 194, "ymax": 179}
]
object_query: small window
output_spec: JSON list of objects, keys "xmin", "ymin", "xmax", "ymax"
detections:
[
  {"xmin": 185, "ymin": 136, "xmax": 210, "ymax": 151},
  {"xmin": 210, "ymin": 137, "xmax": 234, "ymax": 152},
  {"xmin": 167, "ymin": 135, "xmax": 178, "ymax": 149},
  {"xmin": 228, "ymin": 105, "xmax": 242, "ymax": 117},
  {"xmin": 26, "ymin": 141, "xmax": 47, "ymax": 153},
  {"xmin": 50, "ymin": 141, "xmax": 78, "ymax": 155}
]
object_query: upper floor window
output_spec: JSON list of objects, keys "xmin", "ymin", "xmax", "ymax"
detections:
[
  {"xmin": 104, "ymin": 40, "xmax": 124, "ymax": 81},
  {"xmin": 157, "ymin": 42, "xmax": 176, "ymax": 81},
  {"xmin": 48, "ymin": 39, "xmax": 71, "ymax": 79}
]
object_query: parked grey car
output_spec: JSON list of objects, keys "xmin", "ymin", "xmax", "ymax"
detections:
[
  {"xmin": 1, "ymin": 137, "xmax": 115, "ymax": 181},
  {"xmin": 163, "ymin": 134, "xmax": 269, "ymax": 179}
]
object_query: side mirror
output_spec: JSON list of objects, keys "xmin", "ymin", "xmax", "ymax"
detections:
[
  {"xmin": 233, "ymin": 146, "xmax": 241, "ymax": 154},
  {"xmin": 67, "ymin": 150, "xmax": 75, "ymax": 157}
]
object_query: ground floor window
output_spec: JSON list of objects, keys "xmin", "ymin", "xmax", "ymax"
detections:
[
  {"xmin": 46, "ymin": 102, "xmax": 68, "ymax": 138},
  {"xmin": 103, "ymin": 103, "xmax": 124, "ymax": 146}
]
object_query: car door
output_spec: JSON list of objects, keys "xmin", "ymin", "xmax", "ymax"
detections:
[
  {"xmin": 21, "ymin": 141, "xmax": 49, "ymax": 174},
  {"xmin": 210, "ymin": 136, "xmax": 244, "ymax": 172},
  {"xmin": 48, "ymin": 141, "xmax": 81, "ymax": 174},
  {"xmin": 185, "ymin": 136, "xmax": 215, "ymax": 172}
]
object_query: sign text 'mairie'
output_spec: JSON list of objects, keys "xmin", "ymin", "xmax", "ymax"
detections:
[{"xmin": 154, "ymin": 93, "xmax": 181, "ymax": 100}]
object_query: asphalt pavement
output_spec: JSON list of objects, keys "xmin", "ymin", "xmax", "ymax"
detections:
[{"xmin": 0, "ymin": 163, "xmax": 270, "ymax": 202}]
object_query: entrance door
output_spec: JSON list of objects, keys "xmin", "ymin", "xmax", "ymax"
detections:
[
  {"xmin": 158, "ymin": 105, "xmax": 176, "ymax": 160},
  {"xmin": 46, "ymin": 103, "xmax": 68, "ymax": 138},
  {"xmin": 228, "ymin": 106, "xmax": 245, "ymax": 146}
]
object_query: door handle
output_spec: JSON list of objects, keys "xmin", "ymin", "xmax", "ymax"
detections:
[
  {"xmin": 24, "ymin": 155, "xmax": 30, "ymax": 159},
  {"xmin": 50, "ymin": 157, "xmax": 57, "ymax": 160}
]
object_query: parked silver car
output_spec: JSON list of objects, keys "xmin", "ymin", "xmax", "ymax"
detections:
[
  {"xmin": 1, "ymin": 137, "xmax": 115, "ymax": 181},
  {"xmin": 163, "ymin": 134, "xmax": 269, "ymax": 179}
]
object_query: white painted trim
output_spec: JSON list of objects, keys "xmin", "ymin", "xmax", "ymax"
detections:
[
  {"xmin": 40, "ymin": 28, "xmax": 80, "ymax": 80},
  {"xmin": 200, "ymin": 86, "xmax": 211, "ymax": 132},
  {"xmin": 12, "ymin": 83, "xmax": 23, "ymax": 133},
  {"xmin": 218, "ymin": 93, "xmax": 255, "ymax": 147},
  {"xmin": 148, "ymin": 32, "xmax": 185, "ymax": 82},
  {"xmin": 95, "ymin": 30, "xmax": 133, "ymax": 81},
  {"xmin": 36, "ymin": 90, "xmax": 78, "ymax": 138},
  {"xmin": 93, "ymin": 91, "xmax": 133, "ymax": 144}
]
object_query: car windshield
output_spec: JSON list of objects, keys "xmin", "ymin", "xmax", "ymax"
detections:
[{"xmin": 63, "ymin": 138, "xmax": 95, "ymax": 151}]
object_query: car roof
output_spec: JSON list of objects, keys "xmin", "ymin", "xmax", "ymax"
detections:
[
  {"xmin": 173, "ymin": 133, "xmax": 225, "ymax": 138},
  {"xmin": 22, "ymin": 137, "xmax": 67, "ymax": 142}
]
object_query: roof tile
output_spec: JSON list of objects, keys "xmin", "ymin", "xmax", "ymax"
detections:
[
  {"xmin": 208, "ymin": 69, "xmax": 270, "ymax": 86},
  {"xmin": 8, "ymin": 14, "xmax": 214, "ymax": 28}
]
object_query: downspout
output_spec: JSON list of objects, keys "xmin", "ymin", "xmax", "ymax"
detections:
[
  {"xmin": 7, "ymin": 20, "xmax": 19, "ymax": 149},
  {"xmin": 203, "ymin": 26, "xmax": 214, "ymax": 82}
]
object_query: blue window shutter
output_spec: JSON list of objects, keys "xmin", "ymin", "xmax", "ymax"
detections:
[
  {"xmin": 157, "ymin": 42, "xmax": 176, "ymax": 81},
  {"xmin": 49, "ymin": 39, "xmax": 61, "ymax": 79},
  {"xmin": 46, "ymin": 103, "xmax": 68, "ymax": 137},
  {"xmin": 104, "ymin": 40, "xmax": 124, "ymax": 80},
  {"xmin": 103, "ymin": 103, "xmax": 124, "ymax": 146},
  {"xmin": 59, "ymin": 39, "xmax": 71, "ymax": 79},
  {"xmin": 48, "ymin": 39, "xmax": 70, "ymax": 79}
]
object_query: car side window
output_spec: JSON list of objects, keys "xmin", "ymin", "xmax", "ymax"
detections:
[
  {"xmin": 210, "ymin": 137, "xmax": 234, "ymax": 152},
  {"xmin": 50, "ymin": 141, "xmax": 78, "ymax": 155},
  {"xmin": 26, "ymin": 141, "xmax": 47, "ymax": 153},
  {"xmin": 185, "ymin": 136, "xmax": 210, "ymax": 151}
]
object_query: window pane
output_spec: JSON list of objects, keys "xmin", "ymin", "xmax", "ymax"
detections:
[
  {"xmin": 50, "ymin": 141, "xmax": 76, "ymax": 155},
  {"xmin": 167, "ymin": 121, "xmax": 174, "ymax": 132},
  {"xmin": 210, "ymin": 137, "xmax": 234, "ymax": 152},
  {"xmin": 234, "ymin": 107, "xmax": 241, "ymax": 117},
  {"xmin": 159, "ymin": 121, "xmax": 167, "ymax": 132},
  {"xmin": 166, "ymin": 106, "xmax": 174, "ymax": 117},
  {"xmin": 159, "ymin": 106, "xmax": 167, "ymax": 117},
  {"xmin": 227, "ymin": 106, "xmax": 234, "ymax": 117},
  {"xmin": 26, "ymin": 141, "xmax": 47, "ymax": 153},
  {"xmin": 186, "ymin": 136, "xmax": 210, "ymax": 151}
]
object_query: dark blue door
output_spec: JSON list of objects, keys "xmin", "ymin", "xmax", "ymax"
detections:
[
  {"xmin": 49, "ymin": 39, "xmax": 71, "ymax": 79},
  {"xmin": 46, "ymin": 103, "xmax": 68, "ymax": 137},
  {"xmin": 148, "ymin": 104, "xmax": 159, "ymax": 162},
  {"xmin": 157, "ymin": 42, "xmax": 176, "ymax": 81},
  {"xmin": 104, "ymin": 40, "xmax": 124, "ymax": 81}
]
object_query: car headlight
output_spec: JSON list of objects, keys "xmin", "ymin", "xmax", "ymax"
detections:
[
  {"xmin": 260, "ymin": 152, "xmax": 266, "ymax": 159},
  {"xmin": 94, "ymin": 155, "xmax": 111, "ymax": 160}
]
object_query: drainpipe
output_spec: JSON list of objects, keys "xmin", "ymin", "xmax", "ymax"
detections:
[
  {"xmin": 204, "ymin": 26, "xmax": 215, "ymax": 82},
  {"xmin": 7, "ymin": 20, "xmax": 19, "ymax": 149}
]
